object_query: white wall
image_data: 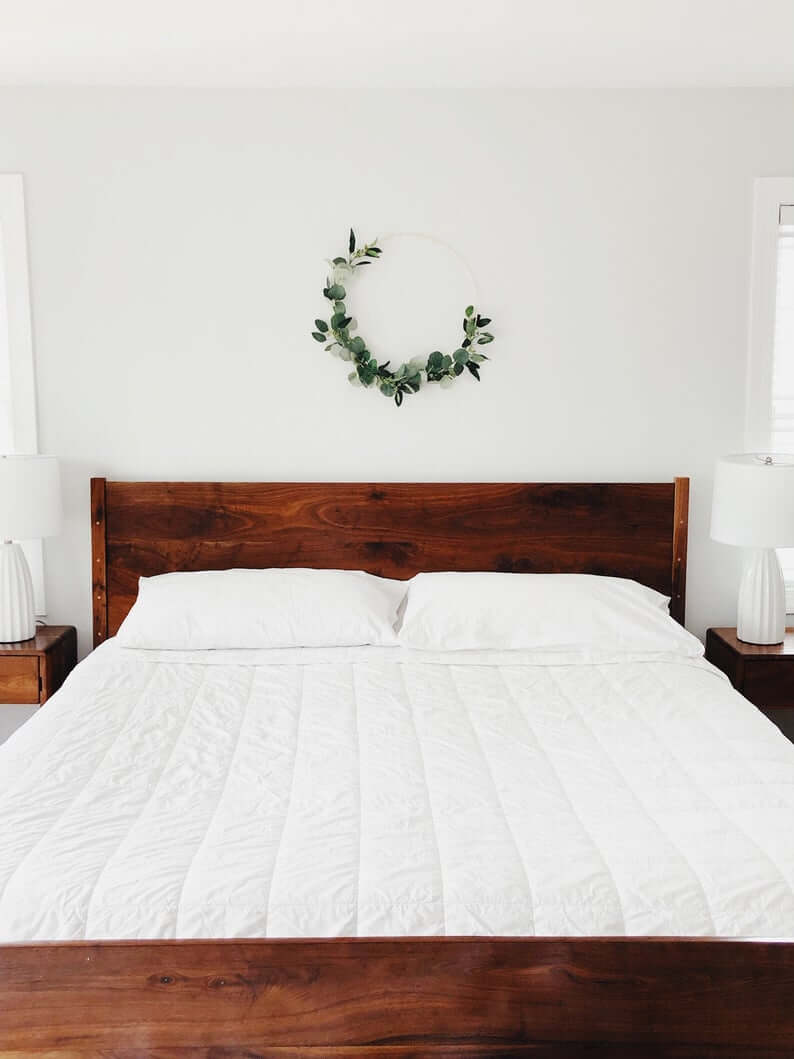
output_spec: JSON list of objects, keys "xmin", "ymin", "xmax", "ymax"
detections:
[{"xmin": 0, "ymin": 87, "xmax": 792, "ymax": 654}]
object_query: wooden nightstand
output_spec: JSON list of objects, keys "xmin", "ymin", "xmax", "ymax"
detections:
[
  {"xmin": 0, "ymin": 626, "xmax": 77, "ymax": 705},
  {"xmin": 705, "ymin": 627, "xmax": 794, "ymax": 742}
]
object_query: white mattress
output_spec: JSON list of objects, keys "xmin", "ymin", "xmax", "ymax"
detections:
[{"xmin": 1, "ymin": 639, "xmax": 793, "ymax": 941}]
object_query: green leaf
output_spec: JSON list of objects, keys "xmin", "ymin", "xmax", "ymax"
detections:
[
  {"xmin": 453, "ymin": 348, "xmax": 468, "ymax": 364},
  {"xmin": 466, "ymin": 362, "xmax": 481, "ymax": 380},
  {"xmin": 365, "ymin": 248, "xmax": 381, "ymax": 257},
  {"xmin": 476, "ymin": 316, "xmax": 491, "ymax": 327},
  {"xmin": 333, "ymin": 301, "xmax": 346, "ymax": 314},
  {"xmin": 428, "ymin": 351, "xmax": 443, "ymax": 370},
  {"xmin": 349, "ymin": 228, "xmax": 356, "ymax": 254},
  {"xmin": 379, "ymin": 380, "xmax": 396, "ymax": 397},
  {"xmin": 311, "ymin": 332, "xmax": 326, "ymax": 342},
  {"xmin": 395, "ymin": 389, "xmax": 404, "ymax": 407},
  {"xmin": 477, "ymin": 335, "xmax": 494, "ymax": 345},
  {"xmin": 349, "ymin": 336, "xmax": 365, "ymax": 354},
  {"xmin": 354, "ymin": 260, "xmax": 371, "ymax": 266},
  {"xmin": 314, "ymin": 319, "xmax": 329, "ymax": 333},
  {"xmin": 469, "ymin": 352, "xmax": 485, "ymax": 363},
  {"xmin": 453, "ymin": 362, "xmax": 464, "ymax": 376},
  {"xmin": 462, "ymin": 337, "xmax": 471, "ymax": 348},
  {"xmin": 441, "ymin": 354, "xmax": 452, "ymax": 370},
  {"xmin": 465, "ymin": 305, "xmax": 474, "ymax": 317},
  {"xmin": 327, "ymin": 284, "xmax": 346, "ymax": 300},
  {"xmin": 332, "ymin": 257, "xmax": 347, "ymax": 265}
]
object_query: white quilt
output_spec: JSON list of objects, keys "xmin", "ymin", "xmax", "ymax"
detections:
[{"xmin": 1, "ymin": 639, "xmax": 793, "ymax": 941}]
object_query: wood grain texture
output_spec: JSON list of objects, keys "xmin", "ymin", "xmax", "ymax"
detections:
[
  {"xmin": 1, "ymin": 937, "xmax": 793, "ymax": 1056},
  {"xmin": 0, "ymin": 656, "xmax": 38, "ymax": 704},
  {"xmin": 0, "ymin": 627, "xmax": 77, "ymax": 705},
  {"xmin": 670, "ymin": 476, "xmax": 689, "ymax": 625},
  {"xmin": 0, "ymin": 626, "xmax": 73, "ymax": 655},
  {"xmin": 708, "ymin": 626, "xmax": 794, "ymax": 657},
  {"xmin": 90, "ymin": 477, "xmax": 107, "ymax": 648},
  {"xmin": 93, "ymin": 479, "xmax": 688, "ymax": 644}
]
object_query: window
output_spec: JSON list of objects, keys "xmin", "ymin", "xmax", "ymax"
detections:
[
  {"xmin": 746, "ymin": 178, "xmax": 794, "ymax": 608},
  {"xmin": 0, "ymin": 174, "xmax": 45, "ymax": 613}
]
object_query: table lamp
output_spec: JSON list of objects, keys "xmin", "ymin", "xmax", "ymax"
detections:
[
  {"xmin": 711, "ymin": 453, "xmax": 794, "ymax": 644},
  {"xmin": 0, "ymin": 455, "xmax": 61, "ymax": 642}
]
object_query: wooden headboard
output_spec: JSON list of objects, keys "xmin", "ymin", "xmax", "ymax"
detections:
[{"xmin": 90, "ymin": 478, "xmax": 689, "ymax": 647}]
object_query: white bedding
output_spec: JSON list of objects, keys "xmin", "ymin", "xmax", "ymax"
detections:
[{"xmin": 1, "ymin": 638, "xmax": 793, "ymax": 941}]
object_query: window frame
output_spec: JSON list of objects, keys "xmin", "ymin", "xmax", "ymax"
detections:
[
  {"xmin": 0, "ymin": 175, "xmax": 37, "ymax": 452},
  {"xmin": 0, "ymin": 173, "xmax": 45, "ymax": 614},
  {"xmin": 745, "ymin": 177, "xmax": 794, "ymax": 611}
]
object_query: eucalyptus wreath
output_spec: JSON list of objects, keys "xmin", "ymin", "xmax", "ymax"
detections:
[{"xmin": 311, "ymin": 229, "xmax": 494, "ymax": 407}]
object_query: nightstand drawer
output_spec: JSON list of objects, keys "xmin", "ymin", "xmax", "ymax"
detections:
[{"xmin": 0, "ymin": 656, "xmax": 40, "ymax": 703}]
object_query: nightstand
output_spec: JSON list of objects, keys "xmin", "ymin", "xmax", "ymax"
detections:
[
  {"xmin": 705, "ymin": 627, "xmax": 794, "ymax": 742},
  {"xmin": 0, "ymin": 626, "xmax": 77, "ymax": 706}
]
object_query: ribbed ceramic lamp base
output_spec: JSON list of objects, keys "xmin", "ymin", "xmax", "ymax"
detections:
[
  {"xmin": 0, "ymin": 541, "xmax": 35, "ymax": 643},
  {"xmin": 737, "ymin": 547, "xmax": 786, "ymax": 645}
]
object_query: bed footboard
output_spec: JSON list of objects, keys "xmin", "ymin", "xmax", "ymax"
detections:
[{"xmin": 1, "ymin": 936, "xmax": 793, "ymax": 1056}]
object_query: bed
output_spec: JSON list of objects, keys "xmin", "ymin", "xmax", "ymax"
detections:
[{"xmin": 1, "ymin": 477, "xmax": 794, "ymax": 1055}]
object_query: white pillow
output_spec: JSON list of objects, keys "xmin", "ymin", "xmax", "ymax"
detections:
[
  {"xmin": 116, "ymin": 568, "xmax": 405, "ymax": 650},
  {"xmin": 397, "ymin": 572, "xmax": 702, "ymax": 655}
]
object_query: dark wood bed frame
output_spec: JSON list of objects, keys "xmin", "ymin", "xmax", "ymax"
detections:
[{"xmin": 2, "ymin": 476, "xmax": 794, "ymax": 1056}]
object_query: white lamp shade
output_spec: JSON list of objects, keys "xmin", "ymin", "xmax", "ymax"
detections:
[
  {"xmin": 711, "ymin": 453, "xmax": 794, "ymax": 548},
  {"xmin": 0, "ymin": 455, "xmax": 61, "ymax": 540}
]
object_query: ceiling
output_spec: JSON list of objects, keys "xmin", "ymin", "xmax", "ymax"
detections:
[{"xmin": 0, "ymin": 0, "xmax": 791, "ymax": 87}]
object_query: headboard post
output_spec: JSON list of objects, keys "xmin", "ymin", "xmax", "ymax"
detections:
[
  {"xmin": 670, "ymin": 476, "xmax": 689, "ymax": 626},
  {"xmin": 91, "ymin": 477, "xmax": 108, "ymax": 649}
]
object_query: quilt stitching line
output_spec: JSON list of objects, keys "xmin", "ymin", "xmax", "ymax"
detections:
[
  {"xmin": 0, "ymin": 663, "xmax": 127, "ymax": 791},
  {"xmin": 173, "ymin": 665, "xmax": 258, "ymax": 937},
  {"xmin": 0, "ymin": 662, "xmax": 163, "ymax": 910},
  {"xmin": 397, "ymin": 663, "xmax": 447, "ymax": 936},
  {"xmin": 650, "ymin": 666, "xmax": 794, "ymax": 800},
  {"xmin": 263, "ymin": 666, "xmax": 307, "ymax": 935},
  {"xmin": 644, "ymin": 664, "xmax": 794, "ymax": 907},
  {"xmin": 81, "ymin": 666, "xmax": 212, "ymax": 938},
  {"xmin": 577, "ymin": 663, "xmax": 718, "ymax": 935},
  {"xmin": 497, "ymin": 665, "xmax": 628, "ymax": 936},
  {"xmin": 447, "ymin": 665, "xmax": 536, "ymax": 935},
  {"xmin": 351, "ymin": 663, "xmax": 363, "ymax": 938}
]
